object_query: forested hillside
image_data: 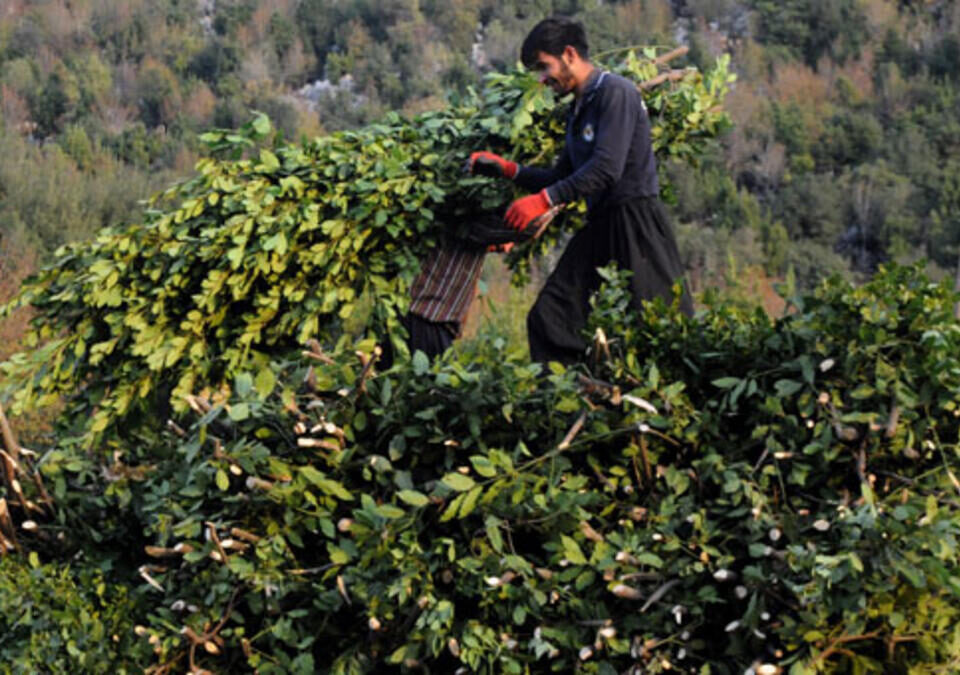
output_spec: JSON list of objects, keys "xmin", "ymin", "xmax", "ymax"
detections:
[{"xmin": 1, "ymin": 1, "xmax": 958, "ymax": 287}]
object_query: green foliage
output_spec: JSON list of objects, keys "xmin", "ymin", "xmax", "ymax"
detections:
[
  {"xmin": 7, "ymin": 264, "xmax": 960, "ymax": 673},
  {"xmin": 749, "ymin": 0, "xmax": 868, "ymax": 68},
  {"xmin": 0, "ymin": 54, "xmax": 732, "ymax": 447},
  {"xmin": 6, "ymin": 6, "xmax": 960, "ymax": 672},
  {"xmin": 815, "ymin": 111, "xmax": 883, "ymax": 171},
  {"xmin": 0, "ymin": 129, "xmax": 180, "ymax": 253},
  {"xmin": 0, "ymin": 556, "xmax": 149, "ymax": 673}
]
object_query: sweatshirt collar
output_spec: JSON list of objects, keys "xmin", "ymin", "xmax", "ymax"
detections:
[
  {"xmin": 579, "ymin": 67, "xmax": 604, "ymax": 98},
  {"xmin": 573, "ymin": 68, "xmax": 606, "ymax": 117}
]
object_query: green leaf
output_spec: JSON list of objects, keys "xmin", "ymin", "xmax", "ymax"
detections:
[
  {"xmin": 255, "ymin": 367, "xmax": 276, "ymax": 399},
  {"xmin": 376, "ymin": 504, "xmax": 406, "ymax": 519},
  {"xmin": 635, "ymin": 552, "xmax": 664, "ymax": 568},
  {"xmin": 398, "ymin": 490, "xmax": 429, "ymax": 507},
  {"xmin": 386, "ymin": 645, "xmax": 408, "ymax": 665},
  {"xmin": 711, "ymin": 377, "xmax": 741, "ymax": 389},
  {"xmin": 264, "ymin": 232, "xmax": 288, "ymax": 255},
  {"xmin": 560, "ymin": 535, "xmax": 587, "ymax": 565},
  {"xmin": 774, "ymin": 379, "xmax": 803, "ymax": 397},
  {"xmin": 301, "ymin": 466, "xmax": 353, "ymax": 500},
  {"xmin": 926, "ymin": 494, "xmax": 939, "ymax": 523},
  {"xmin": 664, "ymin": 466, "xmax": 690, "ymax": 495},
  {"xmin": 470, "ymin": 455, "xmax": 497, "ymax": 478},
  {"xmin": 259, "ymin": 149, "xmax": 280, "ymax": 172},
  {"xmin": 329, "ymin": 546, "xmax": 351, "ymax": 565},
  {"xmin": 251, "ymin": 114, "xmax": 272, "ymax": 137},
  {"xmin": 440, "ymin": 493, "xmax": 465, "ymax": 522},
  {"xmin": 458, "ymin": 486, "xmax": 483, "ymax": 518},
  {"xmin": 353, "ymin": 411, "xmax": 368, "ymax": 432},
  {"xmin": 216, "ymin": 469, "xmax": 230, "ymax": 491},
  {"xmin": 235, "ymin": 373, "xmax": 253, "ymax": 397},
  {"xmin": 442, "ymin": 473, "xmax": 476, "ymax": 492},
  {"xmin": 485, "ymin": 516, "xmax": 503, "ymax": 553},
  {"xmin": 226, "ymin": 246, "xmax": 244, "ymax": 268},
  {"xmin": 412, "ymin": 350, "xmax": 430, "ymax": 375}
]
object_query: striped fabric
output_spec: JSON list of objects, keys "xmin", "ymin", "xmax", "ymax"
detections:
[{"xmin": 408, "ymin": 243, "xmax": 486, "ymax": 328}]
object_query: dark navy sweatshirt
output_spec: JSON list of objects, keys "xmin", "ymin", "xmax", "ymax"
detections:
[{"xmin": 515, "ymin": 68, "xmax": 660, "ymax": 214}]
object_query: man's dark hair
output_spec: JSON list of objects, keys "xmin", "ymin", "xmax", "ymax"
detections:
[{"xmin": 521, "ymin": 16, "xmax": 589, "ymax": 68}]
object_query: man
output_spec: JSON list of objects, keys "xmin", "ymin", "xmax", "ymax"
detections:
[
  {"xmin": 468, "ymin": 16, "xmax": 693, "ymax": 365},
  {"xmin": 381, "ymin": 214, "xmax": 546, "ymax": 368}
]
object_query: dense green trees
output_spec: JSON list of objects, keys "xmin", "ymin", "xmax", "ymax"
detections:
[
  {"xmin": 668, "ymin": 0, "xmax": 960, "ymax": 290},
  {"xmin": 1, "ymin": 0, "xmax": 959, "ymax": 290}
]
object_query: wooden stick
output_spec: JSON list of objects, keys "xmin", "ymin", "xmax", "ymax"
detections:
[
  {"xmin": 632, "ymin": 455, "xmax": 644, "ymax": 490},
  {"xmin": 639, "ymin": 69, "xmax": 694, "ymax": 91},
  {"xmin": 0, "ymin": 498, "xmax": 19, "ymax": 553},
  {"xmin": 0, "ymin": 449, "xmax": 20, "ymax": 475},
  {"xmin": 640, "ymin": 435, "xmax": 653, "ymax": 482},
  {"xmin": 288, "ymin": 563, "xmax": 337, "ymax": 576},
  {"xmin": 640, "ymin": 579, "xmax": 680, "ymax": 613},
  {"xmin": 0, "ymin": 402, "xmax": 20, "ymax": 461},
  {"xmin": 812, "ymin": 630, "xmax": 881, "ymax": 666},
  {"xmin": 654, "ymin": 45, "xmax": 689, "ymax": 66},
  {"xmin": 558, "ymin": 411, "xmax": 588, "ymax": 451},
  {"xmin": 205, "ymin": 522, "xmax": 230, "ymax": 564},
  {"xmin": 885, "ymin": 403, "xmax": 900, "ymax": 438},
  {"xmin": 186, "ymin": 588, "xmax": 240, "ymax": 674},
  {"xmin": 29, "ymin": 469, "xmax": 55, "ymax": 512},
  {"xmin": 304, "ymin": 339, "xmax": 336, "ymax": 365},
  {"xmin": 354, "ymin": 346, "xmax": 382, "ymax": 394},
  {"xmin": 0, "ymin": 449, "xmax": 29, "ymax": 513},
  {"xmin": 166, "ymin": 419, "xmax": 187, "ymax": 438},
  {"xmin": 230, "ymin": 527, "xmax": 261, "ymax": 543}
]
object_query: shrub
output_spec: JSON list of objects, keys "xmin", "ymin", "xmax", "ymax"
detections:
[
  {"xmin": 0, "ymin": 555, "xmax": 149, "ymax": 673},
  {"xmin": 8, "ymin": 263, "xmax": 957, "ymax": 673}
]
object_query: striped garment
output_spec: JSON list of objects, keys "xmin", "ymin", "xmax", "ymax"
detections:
[{"xmin": 408, "ymin": 242, "xmax": 486, "ymax": 329}]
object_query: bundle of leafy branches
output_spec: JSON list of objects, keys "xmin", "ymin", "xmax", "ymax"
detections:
[{"xmin": 0, "ymin": 48, "xmax": 731, "ymax": 444}]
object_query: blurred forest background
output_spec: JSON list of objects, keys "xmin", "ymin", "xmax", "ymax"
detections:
[{"xmin": 2, "ymin": 0, "xmax": 960, "ymax": 357}]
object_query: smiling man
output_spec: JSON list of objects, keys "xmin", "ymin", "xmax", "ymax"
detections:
[{"xmin": 467, "ymin": 16, "xmax": 693, "ymax": 365}]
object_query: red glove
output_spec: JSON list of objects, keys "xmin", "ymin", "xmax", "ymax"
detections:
[
  {"xmin": 505, "ymin": 190, "xmax": 552, "ymax": 231},
  {"xmin": 467, "ymin": 151, "xmax": 518, "ymax": 179}
]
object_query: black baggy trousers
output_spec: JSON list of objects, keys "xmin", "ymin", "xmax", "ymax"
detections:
[
  {"xmin": 527, "ymin": 196, "xmax": 693, "ymax": 365},
  {"xmin": 380, "ymin": 313, "xmax": 457, "ymax": 370}
]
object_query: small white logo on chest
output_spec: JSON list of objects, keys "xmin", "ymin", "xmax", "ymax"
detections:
[{"xmin": 582, "ymin": 123, "xmax": 595, "ymax": 142}]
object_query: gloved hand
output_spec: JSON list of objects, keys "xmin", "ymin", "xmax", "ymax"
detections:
[
  {"xmin": 505, "ymin": 190, "xmax": 552, "ymax": 231},
  {"xmin": 466, "ymin": 151, "xmax": 518, "ymax": 179},
  {"xmin": 487, "ymin": 241, "xmax": 515, "ymax": 254}
]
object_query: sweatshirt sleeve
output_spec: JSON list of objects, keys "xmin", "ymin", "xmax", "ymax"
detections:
[
  {"xmin": 545, "ymin": 83, "xmax": 638, "ymax": 205},
  {"xmin": 514, "ymin": 147, "xmax": 573, "ymax": 193}
]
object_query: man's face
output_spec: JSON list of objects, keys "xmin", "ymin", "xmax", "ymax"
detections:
[{"xmin": 532, "ymin": 49, "xmax": 576, "ymax": 96}]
